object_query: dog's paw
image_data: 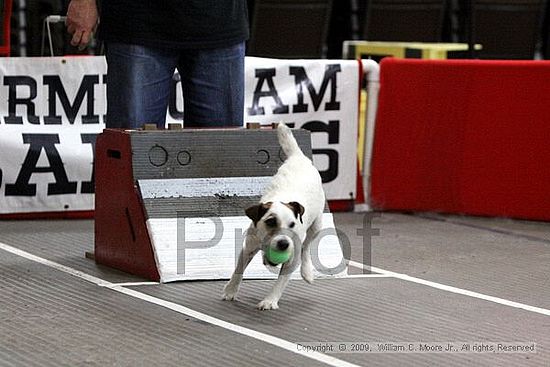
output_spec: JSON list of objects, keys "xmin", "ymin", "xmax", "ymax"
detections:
[
  {"xmin": 222, "ymin": 292, "xmax": 237, "ymax": 301},
  {"xmin": 301, "ymin": 265, "xmax": 314, "ymax": 284},
  {"xmin": 257, "ymin": 298, "xmax": 279, "ymax": 310},
  {"xmin": 222, "ymin": 284, "xmax": 238, "ymax": 301},
  {"xmin": 301, "ymin": 272, "xmax": 314, "ymax": 284}
]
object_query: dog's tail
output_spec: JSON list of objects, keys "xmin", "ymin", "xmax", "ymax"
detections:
[{"xmin": 277, "ymin": 123, "xmax": 304, "ymax": 159}]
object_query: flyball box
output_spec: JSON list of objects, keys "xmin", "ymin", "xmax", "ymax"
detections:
[{"xmin": 94, "ymin": 127, "xmax": 347, "ymax": 282}]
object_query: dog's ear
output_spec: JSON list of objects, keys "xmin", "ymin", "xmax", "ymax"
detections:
[
  {"xmin": 245, "ymin": 202, "xmax": 272, "ymax": 226},
  {"xmin": 287, "ymin": 201, "xmax": 305, "ymax": 224}
]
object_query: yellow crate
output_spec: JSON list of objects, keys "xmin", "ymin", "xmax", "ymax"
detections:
[{"xmin": 343, "ymin": 40, "xmax": 482, "ymax": 60}]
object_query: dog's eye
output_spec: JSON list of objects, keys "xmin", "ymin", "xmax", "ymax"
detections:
[
  {"xmin": 264, "ymin": 217, "xmax": 277, "ymax": 228},
  {"xmin": 289, "ymin": 222, "xmax": 296, "ymax": 228}
]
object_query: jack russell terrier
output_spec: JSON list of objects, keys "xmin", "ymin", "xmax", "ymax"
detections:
[{"xmin": 223, "ymin": 124, "xmax": 325, "ymax": 310}]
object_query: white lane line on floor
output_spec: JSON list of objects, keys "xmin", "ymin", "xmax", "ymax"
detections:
[
  {"xmin": 339, "ymin": 274, "xmax": 393, "ymax": 279},
  {"xmin": 0, "ymin": 242, "xmax": 113, "ymax": 286},
  {"xmin": 101, "ymin": 282, "xmax": 160, "ymax": 288},
  {"xmin": 347, "ymin": 260, "xmax": 550, "ymax": 317},
  {"xmin": 0, "ymin": 242, "xmax": 361, "ymax": 367}
]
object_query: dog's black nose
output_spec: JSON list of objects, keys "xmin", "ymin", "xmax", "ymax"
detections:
[{"xmin": 276, "ymin": 239, "xmax": 290, "ymax": 251}]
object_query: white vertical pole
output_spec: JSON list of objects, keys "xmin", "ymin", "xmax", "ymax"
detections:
[{"xmin": 355, "ymin": 59, "xmax": 380, "ymax": 212}]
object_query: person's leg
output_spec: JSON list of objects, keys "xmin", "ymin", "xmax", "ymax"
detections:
[
  {"xmin": 105, "ymin": 42, "xmax": 178, "ymax": 129},
  {"xmin": 177, "ymin": 42, "xmax": 245, "ymax": 128}
]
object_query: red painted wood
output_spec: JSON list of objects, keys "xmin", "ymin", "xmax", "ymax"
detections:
[
  {"xmin": 371, "ymin": 58, "xmax": 550, "ymax": 221},
  {"xmin": 94, "ymin": 129, "xmax": 160, "ymax": 281}
]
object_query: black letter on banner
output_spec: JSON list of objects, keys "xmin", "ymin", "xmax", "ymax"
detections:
[
  {"xmin": 290, "ymin": 64, "xmax": 341, "ymax": 113},
  {"xmin": 80, "ymin": 133, "xmax": 98, "ymax": 194},
  {"xmin": 43, "ymin": 75, "xmax": 100, "ymax": 124},
  {"xmin": 3, "ymin": 76, "xmax": 40, "ymax": 124},
  {"xmin": 247, "ymin": 68, "xmax": 289, "ymax": 115},
  {"xmin": 302, "ymin": 120, "xmax": 340, "ymax": 183},
  {"xmin": 5, "ymin": 134, "xmax": 77, "ymax": 196}
]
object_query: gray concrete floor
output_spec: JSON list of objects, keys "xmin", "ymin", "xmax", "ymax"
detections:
[{"xmin": 0, "ymin": 212, "xmax": 549, "ymax": 366}]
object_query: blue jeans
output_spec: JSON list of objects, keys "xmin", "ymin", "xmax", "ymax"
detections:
[{"xmin": 105, "ymin": 42, "xmax": 245, "ymax": 129}]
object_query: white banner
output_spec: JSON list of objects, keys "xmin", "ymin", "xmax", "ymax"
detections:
[
  {"xmin": 0, "ymin": 56, "xmax": 360, "ymax": 214},
  {"xmin": 242, "ymin": 57, "xmax": 359, "ymax": 201}
]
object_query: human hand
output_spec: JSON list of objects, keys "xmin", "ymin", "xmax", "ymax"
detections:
[{"xmin": 66, "ymin": 0, "xmax": 98, "ymax": 50}]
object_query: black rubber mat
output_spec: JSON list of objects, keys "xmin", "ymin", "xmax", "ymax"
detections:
[
  {"xmin": 0, "ymin": 251, "xmax": 325, "ymax": 367},
  {"xmin": 0, "ymin": 213, "xmax": 549, "ymax": 366}
]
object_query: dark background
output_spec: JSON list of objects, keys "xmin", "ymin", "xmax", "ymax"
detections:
[{"xmin": 6, "ymin": 0, "xmax": 550, "ymax": 59}]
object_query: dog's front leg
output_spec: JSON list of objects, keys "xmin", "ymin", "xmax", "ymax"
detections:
[
  {"xmin": 223, "ymin": 234, "xmax": 259, "ymax": 301},
  {"xmin": 257, "ymin": 263, "xmax": 292, "ymax": 310}
]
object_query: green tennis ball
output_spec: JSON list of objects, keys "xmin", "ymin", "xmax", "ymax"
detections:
[{"xmin": 265, "ymin": 247, "xmax": 291, "ymax": 265}]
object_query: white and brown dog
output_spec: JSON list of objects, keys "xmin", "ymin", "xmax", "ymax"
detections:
[{"xmin": 223, "ymin": 124, "xmax": 325, "ymax": 310}]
